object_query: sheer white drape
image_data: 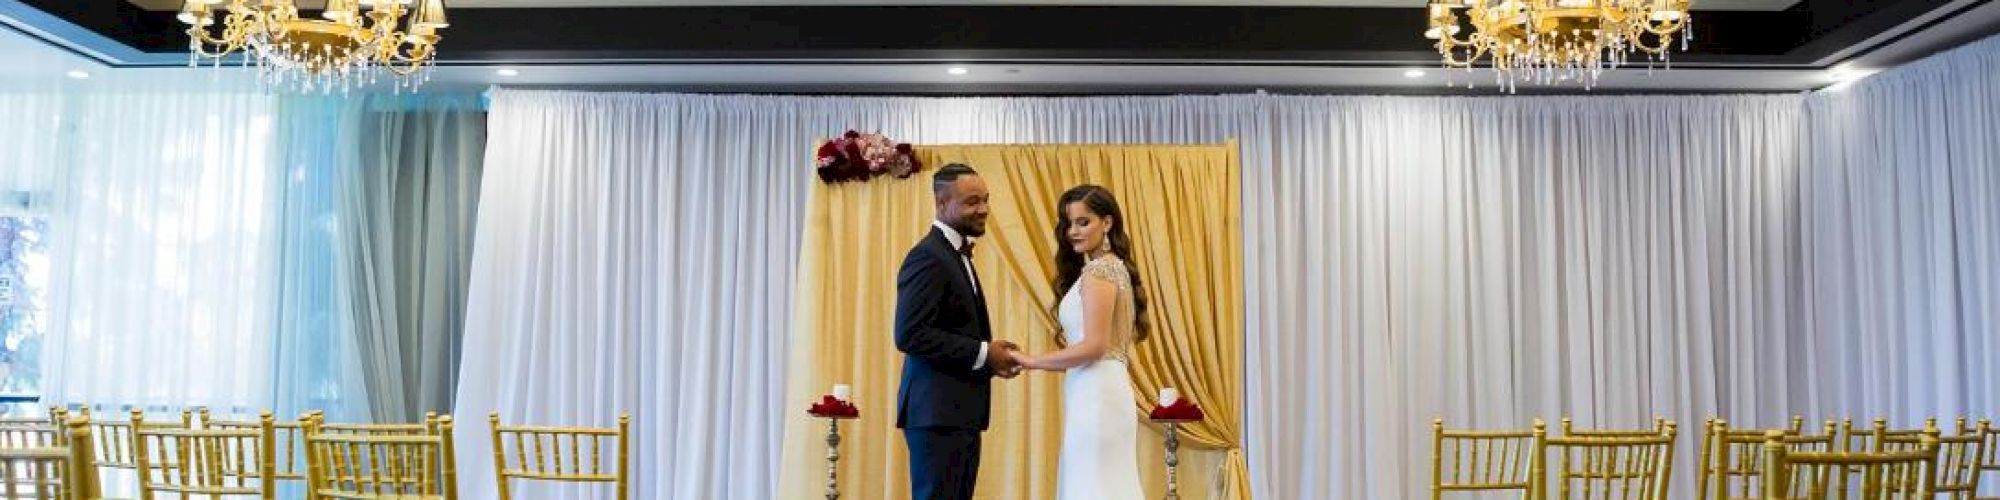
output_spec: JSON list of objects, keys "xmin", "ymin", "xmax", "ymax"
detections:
[{"xmin": 40, "ymin": 92, "xmax": 285, "ymax": 413}]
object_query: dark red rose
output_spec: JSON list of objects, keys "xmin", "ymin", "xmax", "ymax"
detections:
[
  {"xmin": 808, "ymin": 395, "xmax": 860, "ymax": 418},
  {"xmin": 1149, "ymin": 399, "xmax": 1206, "ymax": 421}
]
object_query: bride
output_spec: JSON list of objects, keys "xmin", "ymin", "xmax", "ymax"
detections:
[{"xmin": 1017, "ymin": 184, "xmax": 1149, "ymax": 500}]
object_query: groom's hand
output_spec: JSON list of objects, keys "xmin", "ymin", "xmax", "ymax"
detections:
[{"xmin": 989, "ymin": 340, "xmax": 1024, "ymax": 378}]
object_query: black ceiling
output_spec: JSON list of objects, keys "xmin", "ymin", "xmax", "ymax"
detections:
[{"xmin": 16, "ymin": 0, "xmax": 1981, "ymax": 69}]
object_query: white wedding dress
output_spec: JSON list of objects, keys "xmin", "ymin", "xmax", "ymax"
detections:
[{"xmin": 1054, "ymin": 256, "xmax": 1145, "ymax": 500}]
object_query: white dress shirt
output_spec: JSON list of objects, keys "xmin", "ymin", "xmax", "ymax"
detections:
[{"xmin": 933, "ymin": 220, "xmax": 990, "ymax": 370}]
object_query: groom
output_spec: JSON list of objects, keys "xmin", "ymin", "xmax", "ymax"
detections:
[{"xmin": 895, "ymin": 163, "xmax": 1023, "ymax": 500}]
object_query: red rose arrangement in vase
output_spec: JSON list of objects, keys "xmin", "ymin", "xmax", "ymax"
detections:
[
  {"xmin": 815, "ymin": 130, "xmax": 923, "ymax": 183},
  {"xmin": 1148, "ymin": 387, "xmax": 1206, "ymax": 421},
  {"xmin": 808, "ymin": 384, "xmax": 860, "ymax": 418}
]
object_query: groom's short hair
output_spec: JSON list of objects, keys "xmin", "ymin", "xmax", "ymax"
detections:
[{"xmin": 932, "ymin": 163, "xmax": 978, "ymax": 199}]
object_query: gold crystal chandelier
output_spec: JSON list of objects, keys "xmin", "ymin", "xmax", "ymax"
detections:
[
  {"xmin": 1425, "ymin": 0, "xmax": 1692, "ymax": 91},
  {"xmin": 179, "ymin": 0, "xmax": 448, "ymax": 93}
]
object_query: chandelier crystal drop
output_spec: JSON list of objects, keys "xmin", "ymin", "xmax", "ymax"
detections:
[
  {"xmin": 180, "ymin": 0, "xmax": 449, "ymax": 94},
  {"xmin": 1425, "ymin": 0, "xmax": 1692, "ymax": 92}
]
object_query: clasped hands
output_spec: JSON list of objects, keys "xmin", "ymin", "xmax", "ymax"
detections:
[{"xmin": 986, "ymin": 340, "xmax": 1036, "ymax": 379}]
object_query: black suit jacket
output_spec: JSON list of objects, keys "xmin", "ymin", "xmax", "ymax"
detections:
[{"xmin": 894, "ymin": 227, "xmax": 996, "ymax": 430}]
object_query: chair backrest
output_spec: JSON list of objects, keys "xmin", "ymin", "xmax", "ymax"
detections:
[
  {"xmin": 0, "ymin": 408, "xmax": 74, "ymax": 449},
  {"xmin": 0, "ymin": 407, "xmax": 70, "ymax": 427},
  {"xmin": 304, "ymin": 415, "xmax": 459, "ymax": 500},
  {"xmin": 1958, "ymin": 418, "xmax": 1997, "ymax": 499},
  {"xmin": 1842, "ymin": 418, "xmax": 1931, "ymax": 453},
  {"xmin": 202, "ymin": 408, "xmax": 311, "ymax": 483},
  {"xmin": 1764, "ymin": 431, "xmax": 1938, "ymax": 500},
  {"xmin": 1699, "ymin": 419, "xmax": 1836, "ymax": 500},
  {"xmin": 1430, "ymin": 418, "xmax": 1539, "ymax": 500},
  {"xmin": 1561, "ymin": 417, "xmax": 1671, "ymax": 438},
  {"xmin": 132, "ymin": 412, "xmax": 276, "ymax": 500},
  {"xmin": 89, "ymin": 408, "xmax": 191, "ymax": 470},
  {"xmin": 311, "ymin": 411, "xmax": 440, "ymax": 437},
  {"xmin": 1527, "ymin": 419, "xmax": 1678, "ymax": 500},
  {"xmin": 0, "ymin": 425, "xmax": 65, "ymax": 449},
  {"xmin": 0, "ymin": 419, "xmax": 100, "ymax": 500},
  {"xmin": 1879, "ymin": 424, "xmax": 1986, "ymax": 498},
  {"xmin": 488, "ymin": 412, "xmax": 631, "ymax": 500}
]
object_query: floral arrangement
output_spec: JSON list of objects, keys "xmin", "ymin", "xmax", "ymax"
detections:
[
  {"xmin": 816, "ymin": 130, "xmax": 922, "ymax": 183},
  {"xmin": 807, "ymin": 395, "xmax": 860, "ymax": 418}
]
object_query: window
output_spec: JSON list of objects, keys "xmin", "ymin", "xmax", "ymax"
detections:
[{"xmin": 0, "ymin": 215, "xmax": 47, "ymax": 418}]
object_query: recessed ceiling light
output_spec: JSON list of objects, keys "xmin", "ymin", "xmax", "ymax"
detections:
[
  {"xmin": 495, "ymin": 68, "xmax": 520, "ymax": 77},
  {"xmin": 65, "ymin": 70, "xmax": 89, "ymax": 80},
  {"xmin": 947, "ymin": 67, "xmax": 969, "ymax": 76},
  {"xmin": 1404, "ymin": 69, "xmax": 1427, "ymax": 78}
]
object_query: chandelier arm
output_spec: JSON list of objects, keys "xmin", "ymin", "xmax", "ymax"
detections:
[
  {"xmin": 1436, "ymin": 40, "xmax": 1488, "ymax": 67},
  {"xmin": 185, "ymin": 10, "xmax": 264, "ymax": 58},
  {"xmin": 1640, "ymin": 18, "xmax": 1688, "ymax": 36},
  {"xmin": 1629, "ymin": 34, "xmax": 1674, "ymax": 55},
  {"xmin": 186, "ymin": 30, "xmax": 237, "ymax": 57}
]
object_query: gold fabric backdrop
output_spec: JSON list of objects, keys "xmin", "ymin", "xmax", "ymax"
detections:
[{"xmin": 778, "ymin": 144, "xmax": 1247, "ymax": 499}]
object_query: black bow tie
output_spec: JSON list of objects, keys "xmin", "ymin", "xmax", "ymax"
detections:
[{"xmin": 958, "ymin": 240, "xmax": 976, "ymax": 258}]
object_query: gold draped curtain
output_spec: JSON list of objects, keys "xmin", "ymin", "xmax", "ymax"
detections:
[{"xmin": 778, "ymin": 143, "xmax": 1248, "ymax": 499}]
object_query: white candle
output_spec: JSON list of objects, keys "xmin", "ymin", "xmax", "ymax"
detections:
[
  {"xmin": 832, "ymin": 384, "xmax": 852, "ymax": 402},
  {"xmin": 1158, "ymin": 388, "xmax": 1180, "ymax": 406}
]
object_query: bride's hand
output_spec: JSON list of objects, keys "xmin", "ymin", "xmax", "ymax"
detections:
[{"xmin": 1015, "ymin": 354, "xmax": 1048, "ymax": 371}]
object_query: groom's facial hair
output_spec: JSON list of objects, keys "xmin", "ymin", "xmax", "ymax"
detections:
[{"xmin": 941, "ymin": 177, "xmax": 991, "ymax": 237}]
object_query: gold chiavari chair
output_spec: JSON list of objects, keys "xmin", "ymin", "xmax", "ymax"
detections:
[
  {"xmin": 303, "ymin": 416, "xmax": 458, "ymax": 500},
  {"xmin": 1959, "ymin": 418, "xmax": 1998, "ymax": 500},
  {"xmin": 86, "ymin": 409, "xmax": 191, "ymax": 484},
  {"xmin": 0, "ymin": 419, "xmax": 99, "ymax": 500},
  {"xmin": 1561, "ymin": 417, "xmax": 1669, "ymax": 438},
  {"xmin": 1525, "ymin": 419, "xmax": 1678, "ymax": 500},
  {"xmin": 1878, "ymin": 423, "xmax": 1986, "ymax": 499},
  {"xmin": 131, "ymin": 411, "xmax": 275, "ymax": 499},
  {"xmin": 1834, "ymin": 418, "xmax": 1933, "ymax": 499},
  {"xmin": 201, "ymin": 408, "xmax": 311, "ymax": 499},
  {"xmin": 488, "ymin": 413, "xmax": 631, "ymax": 500},
  {"xmin": 1431, "ymin": 418, "xmax": 1539, "ymax": 500},
  {"xmin": 1700, "ymin": 419, "xmax": 1838, "ymax": 500},
  {"xmin": 1763, "ymin": 430, "xmax": 1938, "ymax": 499}
]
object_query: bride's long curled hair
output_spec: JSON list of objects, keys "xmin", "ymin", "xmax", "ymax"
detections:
[{"xmin": 1050, "ymin": 184, "xmax": 1150, "ymax": 347}]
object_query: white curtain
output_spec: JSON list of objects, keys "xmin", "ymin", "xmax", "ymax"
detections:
[
  {"xmin": 40, "ymin": 92, "xmax": 285, "ymax": 413},
  {"xmin": 1244, "ymin": 94, "xmax": 1813, "ymax": 499},
  {"xmin": 0, "ymin": 94, "xmax": 64, "ymax": 196},
  {"xmin": 1800, "ymin": 36, "xmax": 2000, "ymax": 426}
]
